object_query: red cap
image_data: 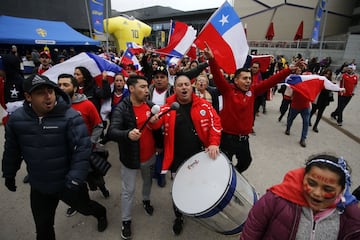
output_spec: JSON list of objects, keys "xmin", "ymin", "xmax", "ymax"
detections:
[{"xmin": 40, "ymin": 51, "xmax": 51, "ymax": 58}]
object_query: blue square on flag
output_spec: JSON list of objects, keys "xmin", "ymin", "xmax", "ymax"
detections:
[{"xmin": 210, "ymin": 2, "xmax": 240, "ymax": 36}]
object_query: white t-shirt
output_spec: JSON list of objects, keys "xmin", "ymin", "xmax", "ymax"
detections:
[{"xmin": 152, "ymin": 90, "xmax": 167, "ymax": 106}]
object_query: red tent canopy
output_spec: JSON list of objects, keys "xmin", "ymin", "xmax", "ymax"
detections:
[
  {"xmin": 265, "ymin": 22, "xmax": 275, "ymax": 40},
  {"xmin": 294, "ymin": 21, "xmax": 304, "ymax": 41}
]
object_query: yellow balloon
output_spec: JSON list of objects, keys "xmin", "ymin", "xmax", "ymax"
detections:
[{"xmin": 104, "ymin": 15, "xmax": 152, "ymax": 51}]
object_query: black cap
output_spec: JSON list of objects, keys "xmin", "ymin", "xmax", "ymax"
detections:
[
  {"xmin": 23, "ymin": 74, "xmax": 58, "ymax": 93},
  {"xmin": 153, "ymin": 65, "xmax": 168, "ymax": 76}
]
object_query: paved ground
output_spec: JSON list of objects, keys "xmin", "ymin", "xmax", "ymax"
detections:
[{"xmin": 0, "ymin": 86, "xmax": 359, "ymax": 240}]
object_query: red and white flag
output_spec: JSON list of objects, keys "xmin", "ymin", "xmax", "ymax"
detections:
[
  {"xmin": 156, "ymin": 21, "xmax": 197, "ymax": 63},
  {"xmin": 194, "ymin": 1, "xmax": 249, "ymax": 74},
  {"xmin": 43, "ymin": 52, "xmax": 122, "ymax": 85},
  {"xmin": 126, "ymin": 42, "xmax": 145, "ymax": 55},
  {"xmin": 43, "ymin": 52, "xmax": 122, "ymax": 120},
  {"xmin": 120, "ymin": 48, "xmax": 142, "ymax": 70},
  {"xmin": 285, "ymin": 74, "xmax": 344, "ymax": 101},
  {"xmin": 251, "ymin": 55, "xmax": 273, "ymax": 73}
]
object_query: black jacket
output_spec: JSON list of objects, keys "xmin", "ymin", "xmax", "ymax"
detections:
[
  {"xmin": 83, "ymin": 79, "xmax": 111, "ymax": 113},
  {"xmin": 2, "ymin": 90, "xmax": 92, "ymax": 194},
  {"xmin": 108, "ymin": 97, "xmax": 157, "ymax": 169}
]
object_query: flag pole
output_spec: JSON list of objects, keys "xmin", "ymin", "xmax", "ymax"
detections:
[
  {"xmin": 84, "ymin": 0, "xmax": 93, "ymax": 38},
  {"xmin": 319, "ymin": 0, "xmax": 328, "ymax": 59},
  {"xmin": 151, "ymin": 49, "xmax": 183, "ymax": 58},
  {"xmin": 105, "ymin": 0, "xmax": 109, "ymax": 54}
]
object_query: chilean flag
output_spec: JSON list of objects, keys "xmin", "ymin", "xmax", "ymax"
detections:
[
  {"xmin": 43, "ymin": 52, "xmax": 122, "ymax": 86},
  {"xmin": 42, "ymin": 52, "xmax": 122, "ymax": 120},
  {"xmin": 120, "ymin": 48, "xmax": 142, "ymax": 70},
  {"xmin": 285, "ymin": 74, "xmax": 343, "ymax": 101},
  {"xmin": 156, "ymin": 21, "xmax": 197, "ymax": 61},
  {"xmin": 126, "ymin": 42, "xmax": 145, "ymax": 55},
  {"xmin": 194, "ymin": 1, "xmax": 249, "ymax": 74}
]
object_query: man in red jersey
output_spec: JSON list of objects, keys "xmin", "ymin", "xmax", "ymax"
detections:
[
  {"xmin": 331, "ymin": 64, "xmax": 358, "ymax": 126},
  {"xmin": 107, "ymin": 75, "xmax": 157, "ymax": 240},
  {"xmin": 204, "ymin": 44, "xmax": 303, "ymax": 173}
]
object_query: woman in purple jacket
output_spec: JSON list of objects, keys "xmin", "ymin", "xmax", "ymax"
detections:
[{"xmin": 240, "ymin": 153, "xmax": 360, "ymax": 240}]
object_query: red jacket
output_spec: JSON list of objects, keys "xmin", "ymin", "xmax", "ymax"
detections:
[
  {"xmin": 209, "ymin": 59, "xmax": 291, "ymax": 135},
  {"xmin": 151, "ymin": 94, "xmax": 222, "ymax": 172}
]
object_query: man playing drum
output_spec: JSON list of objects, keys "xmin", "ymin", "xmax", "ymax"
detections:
[{"xmin": 150, "ymin": 74, "xmax": 222, "ymax": 235}]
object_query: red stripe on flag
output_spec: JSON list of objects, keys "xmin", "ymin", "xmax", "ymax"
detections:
[
  {"xmin": 290, "ymin": 79, "xmax": 324, "ymax": 102},
  {"xmin": 195, "ymin": 24, "xmax": 236, "ymax": 74}
]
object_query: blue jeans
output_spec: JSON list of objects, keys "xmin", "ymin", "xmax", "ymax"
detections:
[{"xmin": 286, "ymin": 107, "xmax": 310, "ymax": 141}]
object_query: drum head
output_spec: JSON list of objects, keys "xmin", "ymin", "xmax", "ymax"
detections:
[{"xmin": 172, "ymin": 151, "xmax": 231, "ymax": 215}]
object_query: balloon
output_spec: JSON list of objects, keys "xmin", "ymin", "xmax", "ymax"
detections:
[{"xmin": 104, "ymin": 15, "xmax": 151, "ymax": 51}]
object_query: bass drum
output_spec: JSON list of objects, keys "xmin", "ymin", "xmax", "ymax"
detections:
[{"xmin": 172, "ymin": 151, "xmax": 257, "ymax": 235}]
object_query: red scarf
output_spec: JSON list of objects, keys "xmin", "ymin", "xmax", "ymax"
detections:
[{"xmin": 269, "ymin": 168, "xmax": 309, "ymax": 207}]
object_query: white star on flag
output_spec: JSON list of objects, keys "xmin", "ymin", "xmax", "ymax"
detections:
[
  {"xmin": 10, "ymin": 88, "xmax": 19, "ymax": 98},
  {"xmin": 219, "ymin": 14, "xmax": 229, "ymax": 26}
]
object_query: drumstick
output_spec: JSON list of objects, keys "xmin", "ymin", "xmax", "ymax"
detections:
[
  {"xmin": 139, "ymin": 105, "xmax": 160, "ymax": 131},
  {"xmin": 158, "ymin": 102, "xmax": 180, "ymax": 118}
]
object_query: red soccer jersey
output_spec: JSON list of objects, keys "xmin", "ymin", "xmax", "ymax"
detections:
[
  {"xmin": 340, "ymin": 73, "xmax": 358, "ymax": 96},
  {"xmin": 133, "ymin": 103, "xmax": 156, "ymax": 163}
]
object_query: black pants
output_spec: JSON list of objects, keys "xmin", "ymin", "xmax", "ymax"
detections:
[
  {"xmin": 254, "ymin": 95, "xmax": 264, "ymax": 116},
  {"xmin": 30, "ymin": 184, "xmax": 106, "ymax": 240},
  {"xmin": 220, "ymin": 132, "xmax": 252, "ymax": 173},
  {"xmin": 332, "ymin": 95, "xmax": 352, "ymax": 123},
  {"xmin": 310, "ymin": 103, "xmax": 327, "ymax": 129},
  {"xmin": 279, "ymin": 98, "xmax": 291, "ymax": 121}
]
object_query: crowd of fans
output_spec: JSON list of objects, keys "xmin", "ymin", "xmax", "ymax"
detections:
[{"xmin": 1, "ymin": 43, "xmax": 359, "ymax": 240}]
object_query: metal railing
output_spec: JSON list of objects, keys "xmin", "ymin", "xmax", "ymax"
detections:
[{"xmin": 248, "ymin": 40, "xmax": 347, "ymax": 50}]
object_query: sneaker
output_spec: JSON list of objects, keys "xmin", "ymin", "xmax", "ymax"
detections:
[
  {"xmin": 143, "ymin": 200, "xmax": 154, "ymax": 216},
  {"xmin": 173, "ymin": 217, "xmax": 184, "ymax": 235},
  {"xmin": 313, "ymin": 127, "xmax": 319, "ymax": 133},
  {"xmin": 121, "ymin": 221, "xmax": 132, "ymax": 239},
  {"xmin": 97, "ymin": 216, "xmax": 108, "ymax": 232},
  {"xmin": 330, "ymin": 113, "xmax": 337, "ymax": 121},
  {"xmin": 285, "ymin": 130, "xmax": 290, "ymax": 135},
  {"xmin": 100, "ymin": 188, "xmax": 110, "ymax": 199},
  {"xmin": 300, "ymin": 139, "xmax": 306, "ymax": 148},
  {"xmin": 66, "ymin": 207, "xmax": 77, "ymax": 217},
  {"xmin": 23, "ymin": 174, "xmax": 29, "ymax": 183},
  {"xmin": 337, "ymin": 122, "xmax": 342, "ymax": 126}
]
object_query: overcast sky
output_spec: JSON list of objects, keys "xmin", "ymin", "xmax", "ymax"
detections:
[{"xmin": 111, "ymin": 0, "xmax": 226, "ymax": 12}]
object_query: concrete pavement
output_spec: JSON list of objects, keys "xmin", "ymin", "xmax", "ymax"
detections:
[{"xmin": 0, "ymin": 86, "xmax": 359, "ymax": 240}]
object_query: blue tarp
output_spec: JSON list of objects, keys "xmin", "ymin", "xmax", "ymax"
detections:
[{"xmin": 0, "ymin": 15, "xmax": 100, "ymax": 46}]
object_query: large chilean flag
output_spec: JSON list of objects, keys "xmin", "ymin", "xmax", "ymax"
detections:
[
  {"xmin": 285, "ymin": 74, "xmax": 343, "ymax": 101},
  {"xmin": 194, "ymin": 1, "xmax": 249, "ymax": 74}
]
